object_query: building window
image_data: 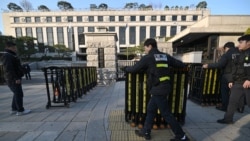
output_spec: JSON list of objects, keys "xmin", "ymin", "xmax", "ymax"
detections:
[
  {"xmin": 140, "ymin": 16, "xmax": 145, "ymax": 21},
  {"xmin": 56, "ymin": 16, "xmax": 61, "ymax": 22},
  {"xmin": 57, "ymin": 27, "xmax": 64, "ymax": 45},
  {"xmin": 25, "ymin": 17, "xmax": 31, "ymax": 23},
  {"xmin": 35, "ymin": 17, "xmax": 40, "ymax": 23},
  {"xmin": 119, "ymin": 16, "xmax": 124, "ymax": 21},
  {"xmin": 68, "ymin": 27, "xmax": 74, "ymax": 50},
  {"xmin": 151, "ymin": 16, "xmax": 157, "ymax": 21},
  {"xmin": 68, "ymin": 16, "xmax": 73, "ymax": 22},
  {"xmin": 88, "ymin": 27, "xmax": 95, "ymax": 32},
  {"xmin": 160, "ymin": 26, "xmax": 166, "ymax": 37},
  {"xmin": 46, "ymin": 27, "xmax": 54, "ymax": 46},
  {"xmin": 15, "ymin": 27, "xmax": 22, "ymax": 37},
  {"xmin": 139, "ymin": 26, "xmax": 146, "ymax": 43},
  {"xmin": 98, "ymin": 16, "xmax": 103, "ymax": 22},
  {"xmin": 172, "ymin": 15, "xmax": 177, "ymax": 21},
  {"xmin": 109, "ymin": 26, "xmax": 115, "ymax": 32},
  {"xmin": 181, "ymin": 26, "xmax": 187, "ymax": 31},
  {"xmin": 119, "ymin": 26, "xmax": 126, "ymax": 44},
  {"xmin": 47, "ymin": 16, "xmax": 52, "ymax": 22},
  {"xmin": 160, "ymin": 16, "xmax": 166, "ymax": 21},
  {"xmin": 98, "ymin": 48, "xmax": 105, "ymax": 68},
  {"xmin": 78, "ymin": 27, "xmax": 85, "ymax": 45},
  {"xmin": 130, "ymin": 16, "xmax": 136, "ymax": 21},
  {"xmin": 129, "ymin": 26, "xmax": 136, "ymax": 44},
  {"xmin": 170, "ymin": 26, "xmax": 177, "ymax": 36},
  {"xmin": 88, "ymin": 16, "xmax": 94, "ymax": 22},
  {"xmin": 77, "ymin": 16, "xmax": 82, "ymax": 22},
  {"xmin": 36, "ymin": 27, "xmax": 43, "ymax": 43},
  {"xmin": 181, "ymin": 15, "xmax": 186, "ymax": 21},
  {"xmin": 26, "ymin": 27, "xmax": 32, "ymax": 37},
  {"xmin": 109, "ymin": 16, "xmax": 115, "ymax": 21},
  {"xmin": 14, "ymin": 17, "xmax": 20, "ymax": 23},
  {"xmin": 193, "ymin": 15, "xmax": 198, "ymax": 21},
  {"xmin": 150, "ymin": 26, "xmax": 156, "ymax": 38}
]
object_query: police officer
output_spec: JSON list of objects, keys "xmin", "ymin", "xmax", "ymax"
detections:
[
  {"xmin": 203, "ymin": 42, "xmax": 238, "ymax": 111},
  {"xmin": 217, "ymin": 34, "xmax": 250, "ymax": 124},
  {"xmin": 123, "ymin": 38, "xmax": 189, "ymax": 141}
]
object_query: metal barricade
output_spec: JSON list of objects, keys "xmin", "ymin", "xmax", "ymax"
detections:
[
  {"xmin": 43, "ymin": 66, "xmax": 97, "ymax": 109},
  {"xmin": 124, "ymin": 67, "xmax": 189, "ymax": 129},
  {"xmin": 188, "ymin": 64, "xmax": 221, "ymax": 106}
]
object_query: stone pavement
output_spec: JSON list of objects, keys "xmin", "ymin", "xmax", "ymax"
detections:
[{"xmin": 0, "ymin": 70, "xmax": 249, "ymax": 141}]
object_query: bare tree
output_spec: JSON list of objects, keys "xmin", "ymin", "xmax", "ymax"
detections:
[{"xmin": 20, "ymin": 0, "xmax": 33, "ymax": 11}]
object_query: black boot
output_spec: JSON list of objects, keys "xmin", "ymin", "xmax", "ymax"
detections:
[
  {"xmin": 237, "ymin": 106, "xmax": 244, "ymax": 113},
  {"xmin": 170, "ymin": 135, "xmax": 190, "ymax": 141},
  {"xmin": 135, "ymin": 130, "xmax": 151, "ymax": 140}
]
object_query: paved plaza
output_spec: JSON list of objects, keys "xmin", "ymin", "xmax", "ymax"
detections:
[{"xmin": 0, "ymin": 70, "xmax": 250, "ymax": 141}]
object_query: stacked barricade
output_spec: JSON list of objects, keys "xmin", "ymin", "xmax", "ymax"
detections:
[
  {"xmin": 188, "ymin": 64, "xmax": 221, "ymax": 106},
  {"xmin": 124, "ymin": 67, "xmax": 189, "ymax": 129},
  {"xmin": 43, "ymin": 66, "xmax": 97, "ymax": 109},
  {"xmin": 97, "ymin": 69, "xmax": 117, "ymax": 86}
]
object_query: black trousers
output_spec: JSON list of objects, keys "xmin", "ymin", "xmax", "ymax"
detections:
[
  {"xmin": 220, "ymin": 76, "xmax": 230, "ymax": 109},
  {"xmin": 143, "ymin": 95, "xmax": 185, "ymax": 138},
  {"xmin": 224, "ymin": 83, "xmax": 250, "ymax": 121},
  {"xmin": 7, "ymin": 82, "xmax": 24, "ymax": 112}
]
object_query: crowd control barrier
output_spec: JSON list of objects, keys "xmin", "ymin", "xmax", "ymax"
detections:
[
  {"xmin": 0, "ymin": 65, "xmax": 5, "ymax": 84},
  {"xmin": 43, "ymin": 66, "xmax": 97, "ymax": 109},
  {"xmin": 125, "ymin": 67, "xmax": 189, "ymax": 129},
  {"xmin": 188, "ymin": 64, "xmax": 221, "ymax": 106}
]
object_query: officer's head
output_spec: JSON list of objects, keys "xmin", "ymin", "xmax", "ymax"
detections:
[
  {"xmin": 5, "ymin": 41, "xmax": 17, "ymax": 53},
  {"xmin": 223, "ymin": 42, "xmax": 235, "ymax": 52},
  {"xmin": 237, "ymin": 34, "xmax": 250, "ymax": 51},
  {"xmin": 144, "ymin": 38, "xmax": 157, "ymax": 54}
]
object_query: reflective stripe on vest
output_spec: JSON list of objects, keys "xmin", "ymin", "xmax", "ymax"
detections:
[
  {"xmin": 159, "ymin": 76, "xmax": 170, "ymax": 82},
  {"xmin": 156, "ymin": 64, "xmax": 168, "ymax": 68}
]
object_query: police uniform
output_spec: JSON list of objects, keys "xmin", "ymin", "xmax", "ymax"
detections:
[
  {"xmin": 125, "ymin": 47, "xmax": 187, "ymax": 139},
  {"xmin": 207, "ymin": 44, "xmax": 238, "ymax": 111},
  {"xmin": 220, "ymin": 41, "xmax": 250, "ymax": 123}
]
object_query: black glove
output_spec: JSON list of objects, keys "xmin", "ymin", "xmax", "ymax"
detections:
[{"xmin": 120, "ymin": 66, "xmax": 127, "ymax": 72}]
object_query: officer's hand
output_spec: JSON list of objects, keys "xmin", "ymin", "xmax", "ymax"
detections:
[
  {"xmin": 16, "ymin": 79, "xmax": 21, "ymax": 84},
  {"xmin": 120, "ymin": 66, "xmax": 127, "ymax": 72},
  {"xmin": 202, "ymin": 64, "xmax": 208, "ymax": 68},
  {"xmin": 243, "ymin": 80, "xmax": 250, "ymax": 89},
  {"xmin": 228, "ymin": 82, "xmax": 233, "ymax": 88}
]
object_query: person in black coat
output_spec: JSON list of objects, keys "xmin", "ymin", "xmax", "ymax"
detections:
[
  {"xmin": 123, "ymin": 38, "xmax": 189, "ymax": 141},
  {"xmin": 23, "ymin": 63, "xmax": 31, "ymax": 80},
  {"xmin": 217, "ymin": 34, "xmax": 250, "ymax": 124},
  {"xmin": 1, "ymin": 41, "xmax": 31, "ymax": 116},
  {"xmin": 202, "ymin": 42, "xmax": 242, "ymax": 112}
]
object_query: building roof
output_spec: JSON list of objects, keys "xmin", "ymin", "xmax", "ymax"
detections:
[{"xmin": 168, "ymin": 15, "xmax": 250, "ymax": 48}]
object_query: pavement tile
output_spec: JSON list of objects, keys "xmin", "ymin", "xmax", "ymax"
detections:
[{"xmin": 0, "ymin": 70, "xmax": 250, "ymax": 141}]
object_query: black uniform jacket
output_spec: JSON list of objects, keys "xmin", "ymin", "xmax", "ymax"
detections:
[
  {"xmin": 208, "ymin": 48, "xmax": 239, "ymax": 81},
  {"xmin": 1, "ymin": 49, "xmax": 24, "ymax": 83},
  {"xmin": 228, "ymin": 48, "xmax": 250, "ymax": 84},
  {"xmin": 125, "ymin": 48, "xmax": 186, "ymax": 96}
]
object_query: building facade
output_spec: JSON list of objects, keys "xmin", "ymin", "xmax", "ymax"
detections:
[{"xmin": 2, "ymin": 8, "xmax": 209, "ymax": 61}]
